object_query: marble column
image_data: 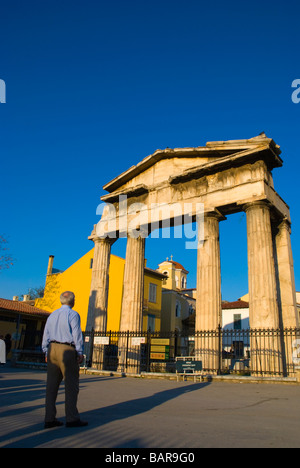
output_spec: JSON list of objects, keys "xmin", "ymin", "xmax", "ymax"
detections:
[
  {"xmin": 274, "ymin": 219, "xmax": 298, "ymax": 328},
  {"xmin": 195, "ymin": 212, "xmax": 222, "ymax": 372},
  {"xmin": 86, "ymin": 232, "xmax": 116, "ymax": 369},
  {"xmin": 245, "ymin": 201, "xmax": 281, "ymax": 375},
  {"xmin": 245, "ymin": 202, "xmax": 279, "ymax": 329},
  {"xmin": 118, "ymin": 235, "xmax": 146, "ymax": 373},
  {"xmin": 274, "ymin": 219, "xmax": 299, "ymax": 376}
]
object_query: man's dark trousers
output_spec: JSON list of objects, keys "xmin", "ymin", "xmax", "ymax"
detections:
[{"xmin": 45, "ymin": 342, "xmax": 80, "ymax": 424}]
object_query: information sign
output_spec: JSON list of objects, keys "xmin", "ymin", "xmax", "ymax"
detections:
[{"xmin": 94, "ymin": 336, "xmax": 110, "ymax": 345}]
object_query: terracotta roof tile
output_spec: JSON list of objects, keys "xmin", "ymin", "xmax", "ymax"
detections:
[
  {"xmin": 222, "ymin": 300, "xmax": 249, "ymax": 310},
  {"xmin": 0, "ymin": 298, "xmax": 50, "ymax": 317},
  {"xmin": 169, "ymin": 261, "xmax": 189, "ymax": 273}
]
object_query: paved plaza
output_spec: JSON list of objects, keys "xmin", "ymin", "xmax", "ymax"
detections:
[{"xmin": 1, "ymin": 367, "xmax": 300, "ymax": 448}]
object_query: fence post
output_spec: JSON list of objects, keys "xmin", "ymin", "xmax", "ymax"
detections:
[
  {"xmin": 146, "ymin": 331, "xmax": 151, "ymax": 373},
  {"xmin": 125, "ymin": 330, "xmax": 130, "ymax": 372},
  {"xmin": 218, "ymin": 325, "xmax": 222, "ymax": 375},
  {"xmin": 89, "ymin": 328, "xmax": 95, "ymax": 368}
]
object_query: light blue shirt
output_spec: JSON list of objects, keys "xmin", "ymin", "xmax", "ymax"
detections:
[{"xmin": 42, "ymin": 305, "xmax": 84, "ymax": 356}]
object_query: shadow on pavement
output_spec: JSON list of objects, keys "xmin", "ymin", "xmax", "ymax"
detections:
[{"xmin": 1, "ymin": 379, "xmax": 210, "ymax": 448}]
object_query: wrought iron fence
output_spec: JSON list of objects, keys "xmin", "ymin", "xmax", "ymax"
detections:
[
  {"xmin": 84, "ymin": 327, "xmax": 300, "ymax": 378},
  {"xmin": 12, "ymin": 327, "xmax": 300, "ymax": 377}
]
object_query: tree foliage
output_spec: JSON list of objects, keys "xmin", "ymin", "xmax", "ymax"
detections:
[
  {"xmin": 0, "ymin": 236, "xmax": 14, "ymax": 271},
  {"xmin": 20, "ymin": 286, "xmax": 45, "ymax": 300}
]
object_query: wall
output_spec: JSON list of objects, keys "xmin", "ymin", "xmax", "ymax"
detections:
[
  {"xmin": 161, "ymin": 290, "xmax": 195, "ymax": 332},
  {"xmin": 36, "ymin": 249, "xmax": 94, "ymax": 330},
  {"xmin": 222, "ymin": 308, "xmax": 250, "ymax": 330},
  {"xmin": 144, "ymin": 271, "xmax": 163, "ymax": 332},
  {"xmin": 36, "ymin": 249, "xmax": 163, "ymax": 332}
]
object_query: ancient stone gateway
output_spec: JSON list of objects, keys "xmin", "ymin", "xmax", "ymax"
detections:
[{"xmin": 87, "ymin": 134, "xmax": 299, "ymax": 374}]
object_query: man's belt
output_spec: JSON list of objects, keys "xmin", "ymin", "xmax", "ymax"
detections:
[{"xmin": 50, "ymin": 341, "xmax": 75, "ymax": 349}]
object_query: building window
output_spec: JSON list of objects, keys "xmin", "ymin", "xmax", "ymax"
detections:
[
  {"xmin": 149, "ymin": 283, "xmax": 157, "ymax": 303},
  {"xmin": 147, "ymin": 314, "xmax": 155, "ymax": 332},
  {"xmin": 232, "ymin": 341, "xmax": 244, "ymax": 358},
  {"xmin": 90, "ymin": 258, "xmax": 94, "ymax": 269},
  {"xmin": 234, "ymin": 314, "xmax": 242, "ymax": 330},
  {"xmin": 162, "ymin": 272, "xmax": 168, "ymax": 286}
]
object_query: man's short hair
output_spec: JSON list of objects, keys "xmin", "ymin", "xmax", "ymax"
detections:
[{"xmin": 60, "ymin": 291, "xmax": 75, "ymax": 306}]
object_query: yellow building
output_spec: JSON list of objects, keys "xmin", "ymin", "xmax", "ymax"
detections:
[
  {"xmin": 158, "ymin": 258, "xmax": 188, "ymax": 291},
  {"xmin": 35, "ymin": 250, "xmax": 165, "ymax": 332},
  {"xmin": 157, "ymin": 258, "xmax": 196, "ymax": 334}
]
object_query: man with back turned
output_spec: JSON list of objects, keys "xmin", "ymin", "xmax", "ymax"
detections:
[{"xmin": 42, "ymin": 291, "xmax": 88, "ymax": 429}]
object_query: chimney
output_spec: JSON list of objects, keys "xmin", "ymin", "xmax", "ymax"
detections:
[
  {"xmin": 13, "ymin": 296, "xmax": 19, "ymax": 301},
  {"xmin": 47, "ymin": 255, "xmax": 55, "ymax": 276},
  {"xmin": 23, "ymin": 295, "xmax": 31, "ymax": 302}
]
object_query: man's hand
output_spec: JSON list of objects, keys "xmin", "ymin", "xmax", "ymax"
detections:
[{"xmin": 77, "ymin": 354, "xmax": 84, "ymax": 365}]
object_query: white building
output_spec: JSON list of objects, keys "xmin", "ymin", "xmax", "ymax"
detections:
[
  {"xmin": 222, "ymin": 300, "xmax": 250, "ymax": 330},
  {"xmin": 221, "ymin": 300, "xmax": 250, "ymax": 360}
]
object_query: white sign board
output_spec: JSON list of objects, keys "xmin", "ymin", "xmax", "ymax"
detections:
[
  {"xmin": 132, "ymin": 337, "xmax": 146, "ymax": 346},
  {"xmin": 94, "ymin": 336, "xmax": 110, "ymax": 345}
]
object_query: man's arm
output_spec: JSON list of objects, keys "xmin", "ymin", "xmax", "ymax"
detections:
[
  {"xmin": 42, "ymin": 322, "xmax": 50, "ymax": 362},
  {"xmin": 69, "ymin": 310, "xmax": 84, "ymax": 358},
  {"xmin": 42, "ymin": 324, "xmax": 50, "ymax": 355}
]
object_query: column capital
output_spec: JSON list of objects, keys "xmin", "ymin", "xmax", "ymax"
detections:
[
  {"xmin": 127, "ymin": 230, "xmax": 149, "ymax": 240},
  {"xmin": 88, "ymin": 225, "xmax": 117, "ymax": 245},
  {"xmin": 243, "ymin": 200, "xmax": 271, "ymax": 213},
  {"xmin": 94, "ymin": 236, "xmax": 117, "ymax": 246},
  {"xmin": 277, "ymin": 217, "xmax": 292, "ymax": 234},
  {"xmin": 204, "ymin": 209, "xmax": 226, "ymax": 221}
]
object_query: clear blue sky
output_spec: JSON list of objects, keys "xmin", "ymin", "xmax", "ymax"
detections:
[{"xmin": 1, "ymin": 0, "xmax": 300, "ymax": 301}]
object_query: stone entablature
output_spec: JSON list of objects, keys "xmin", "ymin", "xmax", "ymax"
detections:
[{"xmin": 100, "ymin": 135, "xmax": 290, "ymax": 236}]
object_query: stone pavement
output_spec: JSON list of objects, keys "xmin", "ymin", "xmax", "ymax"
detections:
[{"xmin": 1, "ymin": 366, "xmax": 300, "ymax": 448}]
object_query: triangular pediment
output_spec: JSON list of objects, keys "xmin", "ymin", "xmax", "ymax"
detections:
[{"xmin": 102, "ymin": 134, "xmax": 282, "ymax": 197}]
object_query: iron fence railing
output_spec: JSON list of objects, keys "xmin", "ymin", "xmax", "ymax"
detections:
[
  {"xmin": 83, "ymin": 327, "xmax": 300, "ymax": 378},
  {"xmin": 13, "ymin": 327, "xmax": 300, "ymax": 377}
]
